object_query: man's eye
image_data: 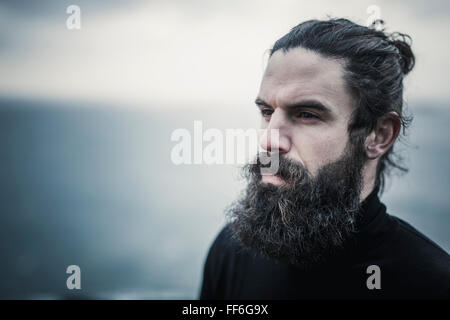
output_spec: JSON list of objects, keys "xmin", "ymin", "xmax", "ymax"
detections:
[
  {"xmin": 294, "ymin": 111, "xmax": 319, "ymax": 120},
  {"xmin": 260, "ymin": 109, "xmax": 273, "ymax": 118}
]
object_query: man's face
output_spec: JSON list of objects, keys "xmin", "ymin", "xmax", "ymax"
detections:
[
  {"xmin": 256, "ymin": 47, "xmax": 355, "ymax": 184},
  {"xmin": 226, "ymin": 47, "xmax": 368, "ymax": 267}
]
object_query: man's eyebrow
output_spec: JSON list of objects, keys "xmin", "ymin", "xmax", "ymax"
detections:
[
  {"xmin": 285, "ymin": 100, "xmax": 332, "ymax": 114},
  {"xmin": 254, "ymin": 97, "xmax": 272, "ymax": 108},
  {"xmin": 255, "ymin": 97, "xmax": 332, "ymax": 113}
]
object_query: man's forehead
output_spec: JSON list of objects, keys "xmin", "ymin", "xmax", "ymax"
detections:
[{"xmin": 259, "ymin": 47, "xmax": 351, "ymax": 111}]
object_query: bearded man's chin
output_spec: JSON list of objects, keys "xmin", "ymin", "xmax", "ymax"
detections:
[{"xmin": 227, "ymin": 142, "xmax": 365, "ymax": 268}]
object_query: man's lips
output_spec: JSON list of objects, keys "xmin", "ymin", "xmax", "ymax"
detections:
[{"xmin": 261, "ymin": 174, "xmax": 285, "ymax": 185}]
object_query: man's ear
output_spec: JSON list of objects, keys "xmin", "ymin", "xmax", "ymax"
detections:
[{"xmin": 365, "ymin": 112, "xmax": 401, "ymax": 159}]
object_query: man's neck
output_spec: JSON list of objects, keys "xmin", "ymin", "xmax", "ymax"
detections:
[
  {"xmin": 360, "ymin": 159, "xmax": 378, "ymax": 202},
  {"xmin": 360, "ymin": 181, "xmax": 376, "ymax": 203}
]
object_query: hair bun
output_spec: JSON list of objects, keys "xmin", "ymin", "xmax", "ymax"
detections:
[{"xmin": 388, "ymin": 32, "xmax": 415, "ymax": 75}]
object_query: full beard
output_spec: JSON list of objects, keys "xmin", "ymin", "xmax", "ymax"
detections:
[{"xmin": 226, "ymin": 139, "xmax": 367, "ymax": 268}]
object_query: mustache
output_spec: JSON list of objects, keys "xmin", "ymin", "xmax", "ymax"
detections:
[{"xmin": 250, "ymin": 152, "xmax": 310, "ymax": 184}]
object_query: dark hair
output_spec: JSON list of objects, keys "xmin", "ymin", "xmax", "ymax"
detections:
[{"xmin": 270, "ymin": 18, "xmax": 415, "ymax": 194}]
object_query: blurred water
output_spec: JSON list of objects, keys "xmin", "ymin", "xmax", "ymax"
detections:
[{"xmin": 0, "ymin": 97, "xmax": 449, "ymax": 299}]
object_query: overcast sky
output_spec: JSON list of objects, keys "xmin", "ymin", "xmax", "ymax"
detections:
[{"xmin": 0, "ymin": 0, "xmax": 449, "ymax": 107}]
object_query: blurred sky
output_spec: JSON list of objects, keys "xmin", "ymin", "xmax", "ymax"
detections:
[{"xmin": 0, "ymin": 0, "xmax": 450, "ymax": 106}]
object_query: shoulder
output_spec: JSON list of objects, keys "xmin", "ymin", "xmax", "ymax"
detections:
[
  {"xmin": 205, "ymin": 224, "xmax": 239, "ymax": 264},
  {"xmin": 389, "ymin": 215, "xmax": 449, "ymax": 263},
  {"xmin": 204, "ymin": 223, "xmax": 252, "ymax": 270},
  {"xmin": 210, "ymin": 224, "xmax": 236, "ymax": 251},
  {"xmin": 199, "ymin": 224, "xmax": 243, "ymax": 299},
  {"xmin": 382, "ymin": 214, "xmax": 450, "ymax": 297}
]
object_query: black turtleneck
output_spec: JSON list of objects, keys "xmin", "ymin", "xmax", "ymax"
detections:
[{"xmin": 200, "ymin": 187, "xmax": 450, "ymax": 299}]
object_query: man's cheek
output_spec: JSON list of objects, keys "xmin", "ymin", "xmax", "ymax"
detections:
[{"xmin": 310, "ymin": 140, "xmax": 345, "ymax": 168}]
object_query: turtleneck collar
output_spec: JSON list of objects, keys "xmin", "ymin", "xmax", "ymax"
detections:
[
  {"xmin": 356, "ymin": 185, "xmax": 383, "ymax": 229},
  {"xmin": 351, "ymin": 184, "xmax": 393, "ymax": 248},
  {"xmin": 321, "ymin": 185, "xmax": 390, "ymax": 265}
]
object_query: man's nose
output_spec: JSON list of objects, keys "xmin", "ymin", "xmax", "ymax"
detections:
[{"xmin": 259, "ymin": 109, "xmax": 291, "ymax": 154}]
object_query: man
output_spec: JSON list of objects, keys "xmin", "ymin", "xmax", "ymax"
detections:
[{"xmin": 200, "ymin": 18, "xmax": 450, "ymax": 299}]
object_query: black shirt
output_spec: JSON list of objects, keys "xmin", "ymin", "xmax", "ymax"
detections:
[{"xmin": 200, "ymin": 188, "xmax": 450, "ymax": 299}]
